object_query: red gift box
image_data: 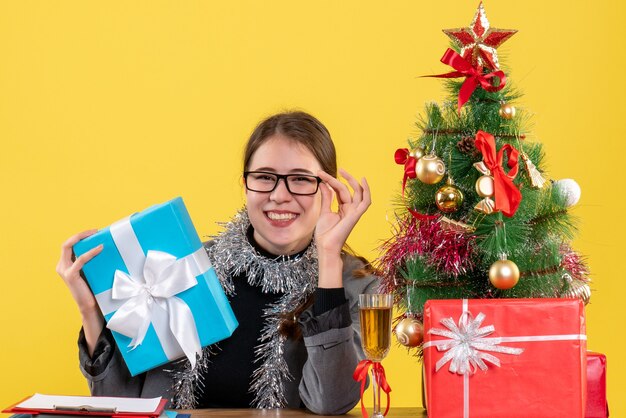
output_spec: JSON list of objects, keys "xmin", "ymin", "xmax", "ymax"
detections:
[
  {"xmin": 586, "ymin": 352, "xmax": 608, "ymax": 418},
  {"xmin": 423, "ymin": 298, "xmax": 587, "ymax": 418}
]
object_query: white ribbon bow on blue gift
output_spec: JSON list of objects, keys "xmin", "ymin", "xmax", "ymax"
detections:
[
  {"xmin": 107, "ymin": 250, "xmax": 201, "ymax": 364},
  {"xmin": 95, "ymin": 216, "xmax": 211, "ymax": 369}
]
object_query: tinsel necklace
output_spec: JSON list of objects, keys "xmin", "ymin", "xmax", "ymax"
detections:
[{"xmin": 171, "ymin": 209, "xmax": 318, "ymax": 409}]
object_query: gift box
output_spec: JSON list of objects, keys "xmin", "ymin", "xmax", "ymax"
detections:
[
  {"xmin": 423, "ymin": 298, "xmax": 587, "ymax": 418},
  {"xmin": 586, "ymin": 352, "xmax": 608, "ymax": 418},
  {"xmin": 73, "ymin": 197, "xmax": 238, "ymax": 376}
]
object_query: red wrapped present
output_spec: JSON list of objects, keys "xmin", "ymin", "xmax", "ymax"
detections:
[
  {"xmin": 423, "ymin": 299, "xmax": 587, "ymax": 418},
  {"xmin": 586, "ymin": 352, "xmax": 608, "ymax": 418}
]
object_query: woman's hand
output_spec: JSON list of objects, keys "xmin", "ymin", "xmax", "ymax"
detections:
[
  {"xmin": 56, "ymin": 229, "xmax": 103, "ymax": 314},
  {"xmin": 315, "ymin": 169, "xmax": 371, "ymax": 287},
  {"xmin": 56, "ymin": 229, "xmax": 105, "ymax": 355}
]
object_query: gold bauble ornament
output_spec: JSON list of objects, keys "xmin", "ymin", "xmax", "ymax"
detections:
[
  {"xmin": 475, "ymin": 175, "xmax": 495, "ymax": 198},
  {"xmin": 395, "ymin": 317, "xmax": 424, "ymax": 347},
  {"xmin": 435, "ymin": 182, "xmax": 464, "ymax": 213},
  {"xmin": 410, "ymin": 147, "xmax": 425, "ymax": 159},
  {"xmin": 415, "ymin": 154, "xmax": 446, "ymax": 184},
  {"xmin": 498, "ymin": 103, "xmax": 516, "ymax": 120},
  {"xmin": 489, "ymin": 259, "xmax": 520, "ymax": 289}
]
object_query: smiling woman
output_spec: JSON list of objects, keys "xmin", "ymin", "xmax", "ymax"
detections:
[
  {"xmin": 56, "ymin": 111, "xmax": 379, "ymax": 415},
  {"xmin": 243, "ymin": 133, "xmax": 325, "ymax": 256}
]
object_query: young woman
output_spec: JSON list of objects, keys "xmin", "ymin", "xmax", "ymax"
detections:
[{"xmin": 56, "ymin": 111, "xmax": 378, "ymax": 414}]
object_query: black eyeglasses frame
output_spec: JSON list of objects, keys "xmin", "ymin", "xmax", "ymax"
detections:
[{"xmin": 243, "ymin": 171, "xmax": 323, "ymax": 196}]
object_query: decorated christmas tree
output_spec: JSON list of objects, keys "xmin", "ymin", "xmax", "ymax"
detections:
[{"xmin": 378, "ymin": 2, "xmax": 591, "ymax": 351}]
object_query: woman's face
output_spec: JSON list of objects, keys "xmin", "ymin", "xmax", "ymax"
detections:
[{"xmin": 245, "ymin": 134, "xmax": 323, "ymax": 255}]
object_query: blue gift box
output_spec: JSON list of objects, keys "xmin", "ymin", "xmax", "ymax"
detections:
[{"xmin": 73, "ymin": 197, "xmax": 238, "ymax": 376}]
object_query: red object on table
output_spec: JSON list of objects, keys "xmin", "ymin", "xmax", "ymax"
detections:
[
  {"xmin": 586, "ymin": 352, "xmax": 609, "ymax": 417},
  {"xmin": 423, "ymin": 298, "xmax": 587, "ymax": 418}
]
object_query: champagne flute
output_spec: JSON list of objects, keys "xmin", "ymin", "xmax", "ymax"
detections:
[{"xmin": 359, "ymin": 293, "xmax": 393, "ymax": 418}]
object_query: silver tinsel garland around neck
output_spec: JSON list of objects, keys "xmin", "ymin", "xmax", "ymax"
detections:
[{"xmin": 171, "ymin": 209, "xmax": 319, "ymax": 409}]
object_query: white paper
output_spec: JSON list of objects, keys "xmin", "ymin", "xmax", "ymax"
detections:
[{"xmin": 17, "ymin": 393, "xmax": 162, "ymax": 413}]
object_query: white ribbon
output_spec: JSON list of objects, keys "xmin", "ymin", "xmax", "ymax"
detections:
[
  {"xmin": 424, "ymin": 309, "xmax": 524, "ymax": 375},
  {"xmin": 423, "ymin": 299, "xmax": 587, "ymax": 418},
  {"xmin": 95, "ymin": 216, "xmax": 210, "ymax": 368}
]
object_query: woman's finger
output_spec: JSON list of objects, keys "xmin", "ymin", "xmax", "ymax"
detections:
[
  {"xmin": 318, "ymin": 170, "xmax": 352, "ymax": 205},
  {"xmin": 67, "ymin": 244, "xmax": 104, "ymax": 277},
  {"xmin": 358, "ymin": 177, "xmax": 372, "ymax": 212},
  {"xmin": 62, "ymin": 229, "xmax": 99, "ymax": 249},
  {"xmin": 57, "ymin": 229, "xmax": 99, "ymax": 273},
  {"xmin": 319, "ymin": 182, "xmax": 334, "ymax": 214},
  {"xmin": 339, "ymin": 168, "xmax": 363, "ymax": 205}
]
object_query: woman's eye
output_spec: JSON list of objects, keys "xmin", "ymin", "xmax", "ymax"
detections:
[
  {"xmin": 292, "ymin": 176, "xmax": 315, "ymax": 184},
  {"xmin": 252, "ymin": 174, "xmax": 276, "ymax": 182}
]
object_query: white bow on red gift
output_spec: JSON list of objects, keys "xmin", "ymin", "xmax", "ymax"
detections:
[{"xmin": 427, "ymin": 310, "xmax": 524, "ymax": 375}]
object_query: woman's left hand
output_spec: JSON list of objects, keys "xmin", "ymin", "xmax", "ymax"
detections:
[{"xmin": 315, "ymin": 168, "xmax": 371, "ymax": 257}]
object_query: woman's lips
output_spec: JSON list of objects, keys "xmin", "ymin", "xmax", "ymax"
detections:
[{"xmin": 264, "ymin": 211, "xmax": 298, "ymax": 226}]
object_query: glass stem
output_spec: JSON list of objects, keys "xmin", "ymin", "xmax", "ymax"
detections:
[{"xmin": 371, "ymin": 365, "xmax": 381, "ymax": 417}]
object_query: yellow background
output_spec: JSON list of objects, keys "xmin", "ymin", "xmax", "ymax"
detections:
[{"xmin": 1, "ymin": 0, "xmax": 624, "ymax": 415}]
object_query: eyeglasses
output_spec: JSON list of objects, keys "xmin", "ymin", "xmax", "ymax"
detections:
[{"xmin": 243, "ymin": 171, "xmax": 322, "ymax": 196}]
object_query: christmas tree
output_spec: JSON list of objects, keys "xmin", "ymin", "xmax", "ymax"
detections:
[{"xmin": 378, "ymin": 2, "xmax": 591, "ymax": 351}]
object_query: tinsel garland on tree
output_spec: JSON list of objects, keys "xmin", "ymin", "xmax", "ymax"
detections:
[{"xmin": 378, "ymin": 2, "xmax": 591, "ymax": 355}]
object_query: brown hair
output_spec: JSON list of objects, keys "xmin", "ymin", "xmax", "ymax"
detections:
[
  {"xmin": 243, "ymin": 111, "xmax": 337, "ymax": 177},
  {"xmin": 243, "ymin": 111, "xmax": 370, "ymax": 338}
]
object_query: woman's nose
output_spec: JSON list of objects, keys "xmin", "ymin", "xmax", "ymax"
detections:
[{"xmin": 269, "ymin": 178, "xmax": 293, "ymax": 202}]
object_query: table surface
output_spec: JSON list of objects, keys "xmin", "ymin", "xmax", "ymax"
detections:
[{"xmin": 181, "ymin": 408, "xmax": 427, "ymax": 418}]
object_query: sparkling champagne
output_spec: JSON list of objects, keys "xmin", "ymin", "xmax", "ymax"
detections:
[{"xmin": 360, "ymin": 307, "xmax": 392, "ymax": 361}]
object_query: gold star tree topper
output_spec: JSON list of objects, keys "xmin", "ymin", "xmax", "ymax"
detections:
[{"xmin": 443, "ymin": 2, "xmax": 517, "ymax": 70}]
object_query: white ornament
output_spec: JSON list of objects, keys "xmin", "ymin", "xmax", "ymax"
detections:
[{"xmin": 554, "ymin": 179, "xmax": 581, "ymax": 207}]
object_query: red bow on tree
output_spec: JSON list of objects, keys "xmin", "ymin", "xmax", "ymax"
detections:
[
  {"xmin": 474, "ymin": 130, "xmax": 522, "ymax": 217},
  {"xmin": 353, "ymin": 360, "xmax": 392, "ymax": 418},
  {"xmin": 394, "ymin": 148, "xmax": 417, "ymax": 195},
  {"xmin": 394, "ymin": 148, "xmax": 439, "ymax": 222},
  {"xmin": 426, "ymin": 48, "xmax": 506, "ymax": 112}
]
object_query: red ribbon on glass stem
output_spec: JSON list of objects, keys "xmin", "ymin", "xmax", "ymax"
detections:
[
  {"xmin": 474, "ymin": 130, "xmax": 522, "ymax": 217},
  {"xmin": 353, "ymin": 360, "xmax": 391, "ymax": 418},
  {"xmin": 425, "ymin": 48, "xmax": 506, "ymax": 112}
]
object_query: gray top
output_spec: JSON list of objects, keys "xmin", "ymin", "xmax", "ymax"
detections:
[{"xmin": 78, "ymin": 253, "xmax": 378, "ymax": 415}]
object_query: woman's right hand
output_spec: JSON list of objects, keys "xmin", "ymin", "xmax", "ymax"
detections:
[{"xmin": 56, "ymin": 229, "xmax": 105, "ymax": 355}]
